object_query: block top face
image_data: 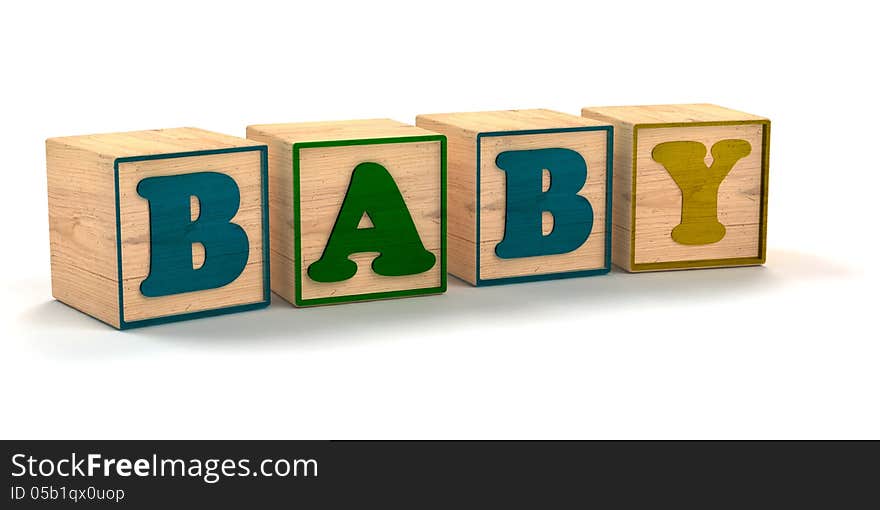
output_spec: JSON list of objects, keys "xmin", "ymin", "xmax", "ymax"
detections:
[
  {"xmin": 416, "ymin": 109, "xmax": 609, "ymax": 134},
  {"xmin": 581, "ymin": 104, "xmax": 767, "ymax": 126},
  {"xmin": 246, "ymin": 118, "xmax": 438, "ymax": 145},
  {"xmin": 46, "ymin": 127, "xmax": 262, "ymax": 158}
]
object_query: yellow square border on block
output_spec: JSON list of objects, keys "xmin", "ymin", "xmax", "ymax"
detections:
[{"xmin": 630, "ymin": 120, "xmax": 771, "ymax": 271}]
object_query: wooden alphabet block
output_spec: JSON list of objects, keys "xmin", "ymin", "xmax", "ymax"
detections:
[
  {"xmin": 415, "ymin": 109, "xmax": 612, "ymax": 285},
  {"xmin": 46, "ymin": 128, "xmax": 270, "ymax": 328},
  {"xmin": 246, "ymin": 119, "xmax": 446, "ymax": 306},
  {"xmin": 581, "ymin": 104, "xmax": 770, "ymax": 272}
]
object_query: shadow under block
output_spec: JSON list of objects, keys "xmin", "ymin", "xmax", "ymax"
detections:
[
  {"xmin": 46, "ymin": 128, "xmax": 270, "ymax": 329},
  {"xmin": 246, "ymin": 119, "xmax": 446, "ymax": 306},
  {"xmin": 415, "ymin": 109, "xmax": 612, "ymax": 286},
  {"xmin": 581, "ymin": 104, "xmax": 770, "ymax": 272}
]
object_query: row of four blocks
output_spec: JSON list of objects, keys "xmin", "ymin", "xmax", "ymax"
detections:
[{"xmin": 47, "ymin": 105, "xmax": 769, "ymax": 328}]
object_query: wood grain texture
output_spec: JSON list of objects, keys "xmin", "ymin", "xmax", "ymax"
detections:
[
  {"xmin": 247, "ymin": 119, "xmax": 444, "ymax": 305},
  {"xmin": 297, "ymin": 142, "xmax": 442, "ymax": 302},
  {"xmin": 248, "ymin": 119, "xmax": 439, "ymax": 144},
  {"xmin": 582, "ymin": 104, "xmax": 769, "ymax": 272},
  {"xmin": 415, "ymin": 116, "xmax": 478, "ymax": 284},
  {"xmin": 46, "ymin": 141, "xmax": 120, "ymax": 327},
  {"xmin": 244, "ymin": 128, "xmax": 297, "ymax": 304},
  {"xmin": 609, "ymin": 123, "xmax": 634, "ymax": 270},
  {"xmin": 116, "ymin": 151, "xmax": 266, "ymax": 322},
  {"xmin": 46, "ymin": 128, "xmax": 267, "ymax": 328},
  {"xmin": 418, "ymin": 109, "xmax": 609, "ymax": 134},
  {"xmin": 48, "ymin": 127, "xmax": 263, "ymax": 158},
  {"xmin": 478, "ymin": 131, "xmax": 607, "ymax": 279},
  {"xmin": 581, "ymin": 104, "xmax": 767, "ymax": 126},
  {"xmin": 417, "ymin": 110, "xmax": 611, "ymax": 284},
  {"xmin": 633, "ymin": 125, "xmax": 763, "ymax": 264}
]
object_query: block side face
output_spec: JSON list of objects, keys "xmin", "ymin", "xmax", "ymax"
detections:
[
  {"xmin": 583, "ymin": 104, "xmax": 767, "ymax": 125},
  {"xmin": 246, "ymin": 129, "xmax": 297, "ymax": 304},
  {"xmin": 294, "ymin": 137, "xmax": 446, "ymax": 306},
  {"xmin": 417, "ymin": 109, "xmax": 606, "ymax": 135},
  {"xmin": 416, "ymin": 117, "xmax": 478, "ymax": 285},
  {"xmin": 476, "ymin": 127, "xmax": 612, "ymax": 284},
  {"xmin": 630, "ymin": 122, "xmax": 768, "ymax": 270},
  {"xmin": 115, "ymin": 147, "xmax": 269, "ymax": 325},
  {"xmin": 46, "ymin": 140, "xmax": 120, "ymax": 327},
  {"xmin": 247, "ymin": 119, "xmax": 436, "ymax": 145},
  {"xmin": 602, "ymin": 121, "xmax": 635, "ymax": 272},
  {"xmin": 48, "ymin": 128, "xmax": 261, "ymax": 159}
]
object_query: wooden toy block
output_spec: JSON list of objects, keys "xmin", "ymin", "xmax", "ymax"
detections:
[
  {"xmin": 581, "ymin": 104, "xmax": 770, "ymax": 272},
  {"xmin": 46, "ymin": 128, "xmax": 270, "ymax": 328},
  {"xmin": 246, "ymin": 119, "xmax": 446, "ymax": 306},
  {"xmin": 415, "ymin": 109, "xmax": 612, "ymax": 285}
]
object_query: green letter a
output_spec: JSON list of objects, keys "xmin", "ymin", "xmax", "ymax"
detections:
[{"xmin": 307, "ymin": 162, "xmax": 436, "ymax": 283}]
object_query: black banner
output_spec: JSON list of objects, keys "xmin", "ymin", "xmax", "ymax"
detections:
[{"xmin": 3, "ymin": 441, "xmax": 876, "ymax": 508}]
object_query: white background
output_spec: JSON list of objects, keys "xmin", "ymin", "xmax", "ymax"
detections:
[{"xmin": 1, "ymin": 1, "xmax": 877, "ymax": 439}]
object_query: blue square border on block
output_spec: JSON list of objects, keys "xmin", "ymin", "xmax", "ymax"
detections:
[
  {"xmin": 113, "ymin": 146, "xmax": 271, "ymax": 329},
  {"xmin": 475, "ymin": 126, "xmax": 613, "ymax": 286}
]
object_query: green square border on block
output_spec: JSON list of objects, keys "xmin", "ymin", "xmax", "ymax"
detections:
[
  {"xmin": 630, "ymin": 120, "xmax": 771, "ymax": 271},
  {"xmin": 475, "ymin": 126, "xmax": 614, "ymax": 286},
  {"xmin": 113, "ymin": 146, "xmax": 271, "ymax": 330},
  {"xmin": 292, "ymin": 135, "xmax": 447, "ymax": 306}
]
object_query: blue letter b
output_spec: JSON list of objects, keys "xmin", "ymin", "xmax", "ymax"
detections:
[
  {"xmin": 137, "ymin": 172, "xmax": 249, "ymax": 297},
  {"xmin": 494, "ymin": 148, "xmax": 593, "ymax": 259}
]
